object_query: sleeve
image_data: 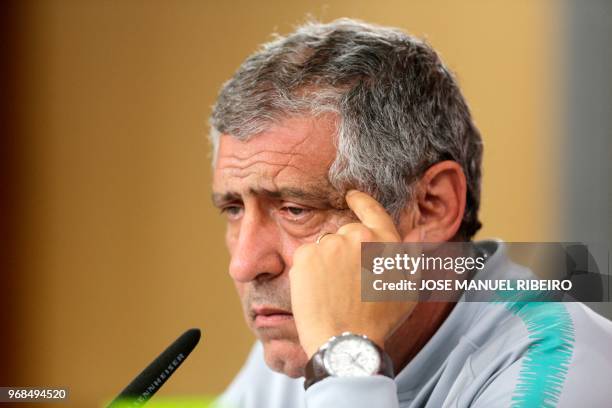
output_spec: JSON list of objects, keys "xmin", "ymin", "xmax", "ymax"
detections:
[
  {"xmin": 470, "ymin": 304, "xmax": 612, "ymax": 408},
  {"xmin": 468, "ymin": 349, "xmax": 612, "ymax": 408},
  {"xmin": 467, "ymin": 365, "xmax": 519, "ymax": 408},
  {"xmin": 305, "ymin": 376, "xmax": 400, "ymax": 408}
]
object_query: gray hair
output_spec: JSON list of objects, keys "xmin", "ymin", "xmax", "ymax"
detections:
[{"xmin": 210, "ymin": 18, "xmax": 483, "ymax": 239}]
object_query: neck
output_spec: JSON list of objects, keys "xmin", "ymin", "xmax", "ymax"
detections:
[{"xmin": 384, "ymin": 301, "xmax": 456, "ymax": 374}]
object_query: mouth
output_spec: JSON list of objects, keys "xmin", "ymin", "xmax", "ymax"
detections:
[{"xmin": 251, "ymin": 306, "xmax": 294, "ymax": 328}]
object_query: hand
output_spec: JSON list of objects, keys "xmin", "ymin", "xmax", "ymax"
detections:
[{"xmin": 289, "ymin": 190, "xmax": 418, "ymax": 358}]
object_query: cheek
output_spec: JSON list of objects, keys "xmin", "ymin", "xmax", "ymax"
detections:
[
  {"xmin": 276, "ymin": 212, "xmax": 355, "ymax": 266},
  {"xmin": 276, "ymin": 232, "xmax": 309, "ymax": 269}
]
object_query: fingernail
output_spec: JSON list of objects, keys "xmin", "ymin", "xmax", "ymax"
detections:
[{"xmin": 346, "ymin": 189, "xmax": 359, "ymax": 197}]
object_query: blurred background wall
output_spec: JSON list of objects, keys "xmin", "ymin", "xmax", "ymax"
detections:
[{"xmin": 0, "ymin": 0, "xmax": 609, "ymax": 406}]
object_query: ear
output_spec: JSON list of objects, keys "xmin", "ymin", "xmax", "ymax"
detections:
[{"xmin": 398, "ymin": 161, "xmax": 467, "ymax": 242}]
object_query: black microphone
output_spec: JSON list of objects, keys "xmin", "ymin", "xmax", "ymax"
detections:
[{"xmin": 108, "ymin": 328, "xmax": 201, "ymax": 407}]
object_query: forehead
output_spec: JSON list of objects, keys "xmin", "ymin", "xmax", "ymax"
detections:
[{"xmin": 213, "ymin": 116, "xmax": 337, "ymax": 193}]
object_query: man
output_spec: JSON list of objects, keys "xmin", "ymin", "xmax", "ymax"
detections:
[{"xmin": 209, "ymin": 19, "xmax": 612, "ymax": 407}]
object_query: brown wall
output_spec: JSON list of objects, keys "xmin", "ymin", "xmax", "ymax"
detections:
[{"xmin": 3, "ymin": 0, "xmax": 561, "ymax": 406}]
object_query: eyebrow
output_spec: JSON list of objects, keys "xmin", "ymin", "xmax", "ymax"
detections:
[{"xmin": 211, "ymin": 186, "xmax": 343, "ymax": 208}]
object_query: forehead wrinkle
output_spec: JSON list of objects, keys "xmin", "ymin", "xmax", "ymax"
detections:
[
  {"xmin": 253, "ymin": 185, "xmax": 333, "ymax": 202},
  {"xmin": 214, "ymin": 120, "xmax": 340, "ymax": 206},
  {"xmin": 218, "ymin": 161, "xmax": 313, "ymax": 180},
  {"xmin": 218, "ymin": 150, "xmax": 312, "ymax": 174},
  {"xmin": 221, "ymin": 148, "xmax": 307, "ymax": 163},
  {"xmin": 218, "ymin": 125, "xmax": 313, "ymax": 161},
  {"xmin": 284, "ymin": 130, "xmax": 313, "ymax": 155}
]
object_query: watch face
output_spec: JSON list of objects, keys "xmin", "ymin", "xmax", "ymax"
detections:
[{"xmin": 323, "ymin": 335, "xmax": 381, "ymax": 377}]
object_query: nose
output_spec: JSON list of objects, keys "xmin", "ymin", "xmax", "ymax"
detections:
[{"xmin": 228, "ymin": 208, "xmax": 284, "ymax": 283}]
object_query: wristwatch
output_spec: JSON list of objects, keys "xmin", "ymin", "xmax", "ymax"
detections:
[{"xmin": 304, "ymin": 332, "xmax": 394, "ymax": 390}]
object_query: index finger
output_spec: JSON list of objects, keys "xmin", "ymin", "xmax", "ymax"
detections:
[{"xmin": 345, "ymin": 190, "xmax": 399, "ymax": 238}]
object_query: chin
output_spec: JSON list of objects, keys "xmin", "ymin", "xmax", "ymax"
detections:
[{"xmin": 261, "ymin": 337, "xmax": 309, "ymax": 378}]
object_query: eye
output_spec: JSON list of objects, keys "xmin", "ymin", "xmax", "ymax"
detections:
[
  {"xmin": 220, "ymin": 205, "xmax": 244, "ymax": 221},
  {"xmin": 279, "ymin": 205, "xmax": 312, "ymax": 221},
  {"xmin": 286, "ymin": 207, "xmax": 305, "ymax": 216}
]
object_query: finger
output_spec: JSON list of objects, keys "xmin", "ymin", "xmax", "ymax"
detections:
[
  {"xmin": 345, "ymin": 190, "xmax": 399, "ymax": 239},
  {"xmin": 317, "ymin": 233, "xmax": 344, "ymax": 251},
  {"xmin": 336, "ymin": 222, "xmax": 375, "ymax": 242},
  {"xmin": 292, "ymin": 243, "xmax": 317, "ymax": 266},
  {"xmin": 336, "ymin": 222, "xmax": 364, "ymax": 236}
]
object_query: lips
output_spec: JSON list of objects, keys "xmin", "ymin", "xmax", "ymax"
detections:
[{"xmin": 251, "ymin": 306, "xmax": 294, "ymax": 328}]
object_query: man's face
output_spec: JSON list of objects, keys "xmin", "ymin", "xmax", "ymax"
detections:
[{"xmin": 212, "ymin": 115, "xmax": 354, "ymax": 378}]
